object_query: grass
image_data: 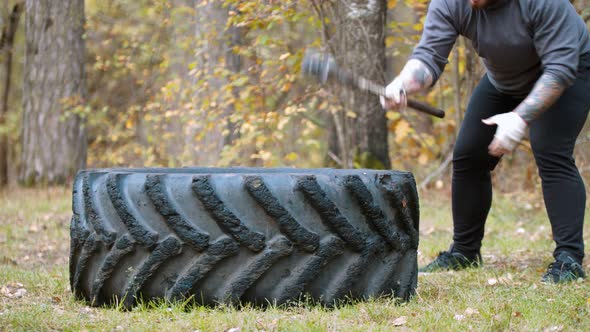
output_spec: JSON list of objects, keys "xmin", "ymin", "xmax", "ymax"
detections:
[{"xmin": 0, "ymin": 187, "xmax": 589, "ymax": 331}]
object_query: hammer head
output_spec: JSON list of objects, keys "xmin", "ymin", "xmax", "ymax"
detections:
[{"xmin": 301, "ymin": 49, "xmax": 337, "ymax": 84}]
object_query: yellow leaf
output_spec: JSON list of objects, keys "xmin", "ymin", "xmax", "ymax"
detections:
[
  {"xmin": 346, "ymin": 111, "xmax": 357, "ymax": 118},
  {"xmin": 386, "ymin": 111, "xmax": 400, "ymax": 121},
  {"xmin": 385, "ymin": 36, "xmax": 396, "ymax": 48},
  {"xmin": 284, "ymin": 152, "xmax": 298, "ymax": 162},
  {"xmin": 277, "ymin": 117, "xmax": 290, "ymax": 131},
  {"xmin": 387, "ymin": 0, "xmax": 397, "ymax": 9},
  {"xmin": 279, "ymin": 52, "xmax": 291, "ymax": 61},
  {"xmin": 282, "ymin": 82, "xmax": 292, "ymax": 92},
  {"xmin": 125, "ymin": 118, "xmax": 133, "ymax": 129},
  {"xmin": 418, "ymin": 153, "xmax": 429, "ymax": 165},
  {"xmin": 394, "ymin": 120, "xmax": 411, "ymax": 143}
]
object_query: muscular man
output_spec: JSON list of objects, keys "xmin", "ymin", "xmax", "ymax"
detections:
[{"xmin": 382, "ymin": 0, "xmax": 590, "ymax": 283}]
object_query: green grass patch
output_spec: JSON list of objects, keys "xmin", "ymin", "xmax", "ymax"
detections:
[{"xmin": 0, "ymin": 187, "xmax": 589, "ymax": 331}]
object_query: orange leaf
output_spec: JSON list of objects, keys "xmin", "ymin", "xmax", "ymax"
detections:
[{"xmin": 394, "ymin": 120, "xmax": 411, "ymax": 143}]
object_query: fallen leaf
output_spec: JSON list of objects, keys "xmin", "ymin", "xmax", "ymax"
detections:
[
  {"xmin": 512, "ymin": 312, "xmax": 523, "ymax": 317},
  {"xmin": 80, "ymin": 307, "xmax": 93, "ymax": 313},
  {"xmin": 420, "ymin": 227, "xmax": 436, "ymax": 236},
  {"xmin": 497, "ymin": 273, "xmax": 514, "ymax": 285},
  {"xmin": 0, "ymin": 256, "xmax": 17, "ymax": 266},
  {"xmin": 392, "ymin": 316, "xmax": 407, "ymax": 326},
  {"xmin": 435, "ymin": 180, "xmax": 444, "ymax": 189},
  {"xmin": 5, "ymin": 288, "xmax": 25, "ymax": 298},
  {"xmin": 1, "ymin": 282, "xmax": 27, "ymax": 299}
]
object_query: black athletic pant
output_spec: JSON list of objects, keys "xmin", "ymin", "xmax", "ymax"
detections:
[{"xmin": 451, "ymin": 73, "xmax": 590, "ymax": 264}]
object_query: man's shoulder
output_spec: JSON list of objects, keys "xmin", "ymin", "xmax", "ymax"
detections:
[
  {"xmin": 428, "ymin": 0, "xmax": 462, "ymax": 11},
  {"xmin": 516, "ymin": 0, "xmax": 580, "ymax": 25},
  {"xmin": 517, "ymin": 0, "xmax": 572, "ymax": 12},
  {"xmin": 428, "ymin": 0, "xmax": 470, "ymax": 25},
  {"xmin": 427, "ymin": 0, "xmax": 466, "ymax": 16}
]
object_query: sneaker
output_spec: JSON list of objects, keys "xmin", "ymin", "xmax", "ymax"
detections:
[
  {"xmin": 541, "ymin": 252, "xmax": 586, "ymax": 284},
  {"xmin": 419, "ymin": 251, "xmax": 482, "ymax": 273}
]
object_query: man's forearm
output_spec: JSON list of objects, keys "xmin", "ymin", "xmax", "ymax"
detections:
[
  {"xmin": 399, "ymin": 59, "xmax": 434, "ymax": 94},
  {"xmin": 514, "ymin": 73, "xmax": 566, "ymax": 123}
]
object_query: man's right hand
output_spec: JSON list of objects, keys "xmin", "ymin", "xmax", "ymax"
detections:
[
  {"xmin": 380, "ymin": 76, "xmax": 408, "ymax": 111},
  {"xmin": 380, "ymin": 59, "xmax": 434, "ymax": 112}
]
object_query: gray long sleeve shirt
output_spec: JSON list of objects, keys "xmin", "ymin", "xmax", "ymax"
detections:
[{"xmin": 410, "ymin": 0, "xmax": 590, "ymax": 96}]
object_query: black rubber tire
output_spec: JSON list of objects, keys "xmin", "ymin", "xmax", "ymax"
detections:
[{"xmin": 69, "ymin": 168, "xmax": 419, "ymax": 307}]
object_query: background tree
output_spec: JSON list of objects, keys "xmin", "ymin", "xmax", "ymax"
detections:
[
  {"xmin": 0, "ymin": 0, "xmax": 584, "ymax": 193},
  {"xmin": 333, "ymin": 0, "xmax": 390, "ymax": 169},
  {"xmin": 0, "ymin": 2, "xmax": 23, "ymax": 187},
  {"xmin": 311, "ymin": 0, "xmax": 391, "ymax": 169},
  {"xmin": 20, "ymin": 0, "xmax": 87, "ymax": 185}
]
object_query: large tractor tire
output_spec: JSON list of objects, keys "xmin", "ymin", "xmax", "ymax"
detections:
[{"xmin": 69, "ymin": 168, "xmax": 419, "ymax": 307}]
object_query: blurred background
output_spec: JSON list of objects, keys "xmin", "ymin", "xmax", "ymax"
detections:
[{"xmin": 1, "ymin": 0, "xmax": 589, "ymax": 196}]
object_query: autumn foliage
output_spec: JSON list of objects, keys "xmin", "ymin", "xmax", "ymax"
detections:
[{"xmin": 1, "ymin": 0, "xmax": 589, "ymax": 190}]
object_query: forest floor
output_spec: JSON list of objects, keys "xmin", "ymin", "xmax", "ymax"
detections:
[{"xmin": 0, "ymin": 187, "xmax": 589, "ymax": 331}]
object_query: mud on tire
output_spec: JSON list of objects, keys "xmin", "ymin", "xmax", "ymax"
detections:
[{"xmin": 69, "ymin": 168, "xmax": 419, "ymax": 307}]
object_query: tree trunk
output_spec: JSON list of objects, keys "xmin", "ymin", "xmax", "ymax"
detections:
[
  {"xmin": 20, "ymin": 0, "xmax": 87, "ymax": 185},
  {"xmin": 0, "ymin": 2, "xmax": 23, "ymax": 187},
  {"xmin": 330, "ymin": 0, "xmax": 391, "ymax": 169}
]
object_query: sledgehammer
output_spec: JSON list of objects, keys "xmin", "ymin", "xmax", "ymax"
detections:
[{"xmin": 301, "ymin": 50, "xmax": 446, "ymax": 118}]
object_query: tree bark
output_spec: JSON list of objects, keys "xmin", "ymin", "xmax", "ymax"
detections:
[
  {"xmin": 329, "ymin": 0, "xmax": 391, "ymax": 169},
  {"xmin": 0, "ymin": 2, "xmax": 23, "ymax": 187},
  {"xmin": 21, "ymin": 0, "xmax": 87, "ymax": 185}
]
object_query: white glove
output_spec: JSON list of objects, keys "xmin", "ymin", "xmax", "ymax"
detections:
[
  {"xmin": 482, "ymin": 112, "xmax": 528, "ymax": 156},
  {"xmin": 380, "ymin": 76, "xmax": 407, "ymax": 111}
]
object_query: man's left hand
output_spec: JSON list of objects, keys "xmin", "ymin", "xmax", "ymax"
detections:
[{"xmin": 482, "ymin": 112, "xmax": 528, "ymax": 157}]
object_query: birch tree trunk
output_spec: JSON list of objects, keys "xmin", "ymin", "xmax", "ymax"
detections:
[{"xmin": 20, "ymin": 0, "xmax": 87, "ymax": 185}]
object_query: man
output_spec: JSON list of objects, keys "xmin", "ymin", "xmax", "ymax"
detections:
[{"xmin": 382, "ymin": 0, "xmax": 590, "ymax": 283}]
